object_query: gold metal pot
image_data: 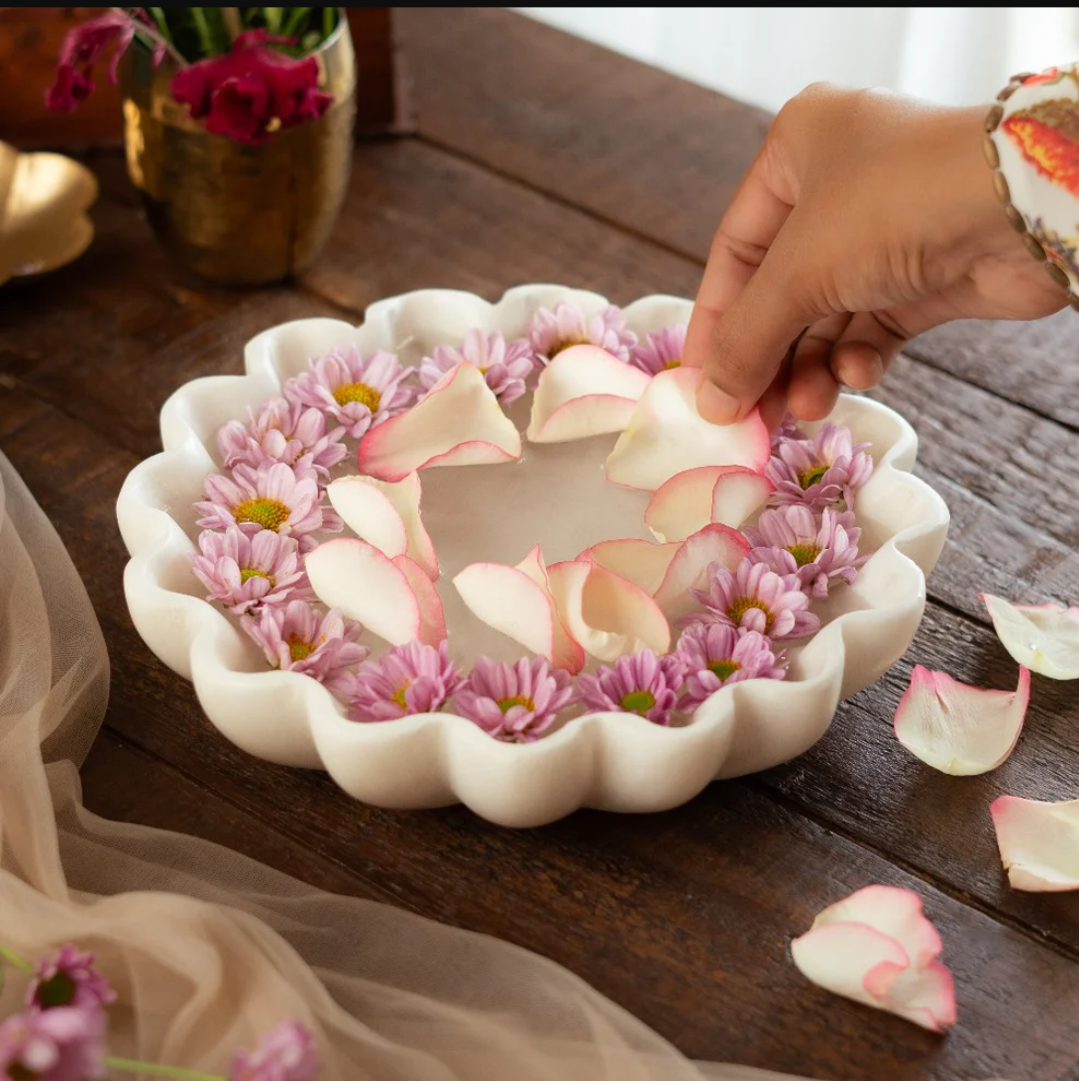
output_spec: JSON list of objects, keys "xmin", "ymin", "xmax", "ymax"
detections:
[{"xmin": 120, "ymin": 16, "xmax": 356, "ymax": 286}]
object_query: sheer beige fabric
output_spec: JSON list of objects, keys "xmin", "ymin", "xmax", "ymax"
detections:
[{"xmin": 0, "ymin": 449, "xmax": 804, "ymax": 1081}]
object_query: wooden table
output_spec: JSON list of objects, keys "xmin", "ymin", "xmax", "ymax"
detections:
[{"xmin": 3, "ymin": 10, "xmax": 1078, "ymax": 1079}]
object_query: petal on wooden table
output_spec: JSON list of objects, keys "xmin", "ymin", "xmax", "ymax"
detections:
[
  {"xmin": 991, "ymin": 795, "xmax": 1079, "ymax": 892},
  {"xmin": 981, "ymin": 593, "xmax": 1079, "ymax": 679}
]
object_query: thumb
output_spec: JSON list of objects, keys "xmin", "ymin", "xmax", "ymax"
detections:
[{"xmin": 685, "ymin": 241, "xmax": 827, "ymax": 424}]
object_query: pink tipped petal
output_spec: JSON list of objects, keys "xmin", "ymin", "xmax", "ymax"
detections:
[
  {"xmin": 981, "ymin": 593, "xmax": 1079, "ymax": 679},
  {"xmin": 644, "ymin": 466, "xmax": 726, "ymax": 543},
  {"xmin": 792, "ymin": 886, "xmax": 956, "ymax": 1034},
  {"xmin": 393, "ymin": 554, "xmax": 447, "ymax": 645},
  {"xmin": 357, "ymin": 363, "xmax": 521, "ymax": 481},
  {"xmin": 547, "ymin": 559, "xmax": 670, "ymax": 662},
  {"xmin": 305, "ymin": 538, "xmax": 420, "ymax": 645},
  {"xmin": 709, "ymin": 467, "xmax": 774, "ymax": 528},
  {"xmin": 326, "ymin": 476, "xmax": 408, "ymax": 559},
  {"xmin": 582, "ymin": 538, "xmax": 679, "ymax": 595},
  {"xmin": 605, "ymin": 368, "xmax": 771, "ymax": 492},
  {"xmin": 527, "ymin": 344, "xmax": 652, "ymax": 442},
  {"xmin": 991, "ymin": 794, "xmax": 1079, "ymax": 892},
  {"xmin": 894, "ymin": 665, "xmax": 1030, "ymax": 776},
  {"xmin": 653, "ymin": 524, "xmax": 751, "ymax": 621},
  {"xmin": 454, "ymin": 553, "xmax": 585, "ymax": 673}
]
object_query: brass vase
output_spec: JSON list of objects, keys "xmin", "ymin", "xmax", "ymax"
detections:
[{"xmin": 120, "ymin": 16, "xmax": 356, "ymax": 286}]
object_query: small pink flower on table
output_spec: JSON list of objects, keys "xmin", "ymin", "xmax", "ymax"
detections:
[
  {"xmin": 627, "ymin": 325, "xmax": 685, "ymax": 376},
  {"xmin": 455, "ymin": 656, "xmax": 577, "ymax": 742},
  {"xmin": 527, "ymin": 302, "xmax": 636, "ymax": 365},
  {"xmin": 578, "ymin": 649, "xmax": 685, "ymax": 726},
  {"xmin": 230, "ymin": 1019, "xmax": 319, "ymax": 1081},
  {"xmin": 690, "ymin": 560, "xmax": 820, "ymax": 640},
  {"xmin": 767, "ymin": 422, "xmax": 874, "ymax": 510},
  {"xmin": 195, "ymin": 461, "xmax": 328, "ymax": 552},
  {"xmin": 244, "ymin": 600, "xmax": 367, "ymax": 692},
  {"xmin": 285, "ymin": 347, "xmax": 417, "ymax": 440},
  {"xmin": 745, "ymin": 505, "xmax": 867, "ymax": 598},
  {"xmin": 344, "ymin": 640, "xmax": 465, "ymax": 722},
  {"xmin": 192, "ymin": 527, "xmax": 311, "ymax": 615},
  {"xmin": 218, "ymin": 398, "xmax": 347, "ymax": 477},
  {"xmin": 675, "ymin": 625, "xmax": 785, "ymax": 709},
  {"xmin": 419, "ymin": 330, "xmax": 534, "ymax": 405},
  {"xmin": 0, "ymin": 1007, "xmax": 106, "ymax": 1081},
  {"xmin": 28, "ymin": 946, "xmax": 115, "ymax": 1013}
]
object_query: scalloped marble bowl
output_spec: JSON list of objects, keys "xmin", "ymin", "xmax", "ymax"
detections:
[{"xmin": 117, "ymin": 285, "xmax": 950, "ymax": 827}]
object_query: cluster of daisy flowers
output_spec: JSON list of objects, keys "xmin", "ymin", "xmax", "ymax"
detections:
[
  {"xmin": 0, "ymin": 943, "xmax": 318, "ymax": 1081},
  {"xmin": 190, "ymin": 300, "xmax": 875, "ymax": 743}
]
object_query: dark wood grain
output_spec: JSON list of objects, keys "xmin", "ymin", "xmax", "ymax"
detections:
[{"xmin": 2, "ymin": 9, "xmax": 1079, "ymax": 1080}]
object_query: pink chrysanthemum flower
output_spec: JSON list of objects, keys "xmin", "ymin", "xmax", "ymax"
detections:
[
  {"xmin": 343, "ymin": 640, "xmax": 465, "ymax": 722},
  {"xmin": 28, "ymin": 946, "xmax": 115, "ymax": 1014},
  {"xmin": 771, "ymin": 412, "xmax": 806, "ymax": 449},
  {"xmin": 454, "ymin": 656, "xmax": 577, "ymax": 742},
  {"xmin": 527, "ymin": 302, "xmax": 637, "ymax": 365},
  {"xmin": 244, "ymin": 600, "xmax": 367, "ymax": 691},
  {"xmin": 627, "ymin": 325, "xmax": 686, "ymax": 376},
  {"xmin": 745, "ymin": 505, "xmax": 868, "ymax": 598},
  {"xmin": 284, "ymin": 347, "xmax": 417, "ymax": 440},
  {"xmin": 230, "ymin": 1020, "xmax": 319, "ymax": 1081},
  {"xmin": 577, "ymin": 649, "xmax": 685, "ymax": 726},
  {"xmin": 191, "ymin": 527, "xmax": 311, "ymax": 615},
  {"xmin": 0, "ymin": 1008, "xmax": 105, "ymax": 1081},
  {"xmin": 418, "ymin": 330, "xmax": 535, "ymax": 404},
  {"xmin": 766, "ymin": 422, "xmax": 874, "ymax": 510},
  {"xmin": 194, "ymin": 461, "xmax": 330, "ymax": 553},
  {"xmin": 676, "ymin": 624, "xmax": 786, "ymax": 710},
  {"xmin": 690, "ymin": 559, "xmax": 820, "ymax": 640},
  {"xmin": 218, "ymin": 398, "xmax": 348, "ymax": 477}
]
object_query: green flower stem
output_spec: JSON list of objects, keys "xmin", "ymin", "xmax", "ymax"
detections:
[
  {"xmin": 189, "ymin": 7, "xmax": 217, "ymax": 57},
  {"xmin": 221, "ymin": 7, "xmax": 244, "ymax": 41},
  {"xmin": 322, "ymin": 6, "xmax": 334, "ymax": 38},
  {"xmin": 148, "ymin": 8, "xmax": 173, "ymax": 43},
  {"xmin": 264, "ymin": 7, "xmax": 284, "ymax": 34},
  {"xmin": 0, "ymin": 944, "xmax": 34, "ymax": 975},
  {"xmin": 103, "ymin": 1057, "xmax": 226, "ymax": 1081}
]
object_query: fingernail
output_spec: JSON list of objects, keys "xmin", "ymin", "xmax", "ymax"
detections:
[
  {"xmin": 836, "ymin": 349, "xmax": 883, "ymax": 390},
  {"xmin": 696, "ymin": 380, "xmax": 741, "ymax": 424}
]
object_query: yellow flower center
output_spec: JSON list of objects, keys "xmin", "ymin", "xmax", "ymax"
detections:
[
  {"xmin": 662, "ymin": 357, "xmax": 682, "ymax": 369},
  {"xmin": 233, "ymin": 498, "xmax": 290, "ymax": 532},
  {"xmin": 799, "ymin": 463, "xmax": 828, "ymax": 490},
  {"xmin": 787, "ymin": 543, "xmax": 821, "ymax": 568},
  {"xmin": 333, "ymin": 381, "xmax": 382, "ymax": 412},
  {"xmin": 498, "ymin": 694, "xmax": 536, "ymax": 714},
  {"xmin": 549, "ymin": 336, "xmax": 588, "ymax": 358},
  {"xmin": 727, "ymin": 596, "xmax": 773, "ymax": 633},
  {"xmin": 287, "ymin": 636, "xmax": 314, "ymax": 662},
  {"xmin": 620, "ymin": 689, "xmax": 656, "ymax": 715},
  {"xmin": 392, "ymin": 680, "xmax": 411, "ymax": 710},
  {"xmin": 708, "ymin": 659, "xmax": 741, "ymax": 681},
  {"xmin": 240, "ymin": 567, "xmax": 276, "ymax": 586}
]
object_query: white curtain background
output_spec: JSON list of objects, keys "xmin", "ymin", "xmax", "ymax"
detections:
[{"xmin": 515, "ymin": 7, "xmax": 1079, "ymax": 112}]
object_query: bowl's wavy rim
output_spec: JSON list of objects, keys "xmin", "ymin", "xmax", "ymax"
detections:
[{"xmin": 117, "ymin": 285, "xmax": 950, "ymax": 826}]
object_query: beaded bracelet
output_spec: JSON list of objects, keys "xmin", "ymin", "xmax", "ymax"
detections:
[{"xmin": 985, "ymin": 65, "xmax": 1079, "ymax": 312}]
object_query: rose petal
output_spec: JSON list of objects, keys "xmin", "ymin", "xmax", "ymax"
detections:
[
  {"xmin": 981, "ymin": 593, "xmax": 1079, "ymax": 679},
  {"xmin": 991, "ymin": 794, "xmax": 1079, "ymax": 892},
  {"xmin": 645, "ymin": 465, "xmax": 772, "ymax": 543},
  {"xmin": 394, "ymin": 554, "xmax": 447, "ymax": 645},
  {"xmin": 328, "ymin": 473, "xmax": 439, "ymax": 580},
  {"xmin": 894, "ymin": 664, "xmax": 1030, "ymax": 776},
  {"xmin": 791, "ymin": 885, "xmax": 956, "ymax": 1034},
  {"xmin": 605, "ymin": 367, "xmax": 771, "ymax": 491},
  {"xmin": 652, "ymin": 523, "xmax": 750, "ymax": 621},
  {"xmin": 306, "ymin": 538, "xmax": 432, "ymax": 645},
  {"xmin": 357, "ymin": 362, "xmax": 521, "ymax": 482},
  {"xmin": 526, "ymin": 344, "xmax": 651, "ymax": 443},
  {"xmin": 546, "ymin": 558, "xmax": 670, "ymax": 662},
  {"xmin": 582, "ymin": 538, "xmax": 679, "ymax": 595},
  {"xmin": 453, "ymin": 547, "xmax": 585, "ymax": 673}
]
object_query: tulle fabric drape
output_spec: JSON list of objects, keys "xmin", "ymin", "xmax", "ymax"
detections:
[{"xmin": 0, "ymin": 449, "xmax": 800, "ymax": 1081}]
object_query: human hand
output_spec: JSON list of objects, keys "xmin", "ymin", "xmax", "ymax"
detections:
[{"xmin": 683, "ymin": 85, "xmax": 1067, "ymax": 429}]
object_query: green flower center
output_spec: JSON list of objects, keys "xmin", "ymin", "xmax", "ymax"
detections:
[
  {"xmin": 708, "ymin": 659, "xmax": 741, "ymax": 682},
  {"xmin": 799, "ymin": 463, "xmax": 828, "ymax": 490},
  {"xmin": 233, "ymin": 497, "xmax": 290, "ymax": 532},
  {"xmin": 787, "ymin": 543, "xmax": 821, "ymax": 568},
  {"xmin": 240, "ymin": 567, "xmax": 276, "ymax": 586},
  {"xmin": 662, "ymin": 357, "xmax": 682, "ymax": 370},
  {"xmin": 549, "ymin": 336, "xmax": 588, "ymax": 358},
  {"xmin": 498, "ymin": 694, "xmax": 536, "ymax": 714},
  {"xmin": 392, "ymin": 680, "xmax": 411, "ymax": 710},
  {"xmin": 287, "ymin": 636, "xmax": 315, "ymax": 663},
  {"xmin": 35, "ymin": 972, "xmax": 76, "ymax": 1009},
  {"xmin": 620, "ymin": 689, "xmax": 656, "ymax": 715},
  {"xmin": 727, "ymin": 596, "xmax": 773, "ymax": 633},
  {"xmin": 333, "ymin": 381, "xmax": 382, "ymax": 411}
]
